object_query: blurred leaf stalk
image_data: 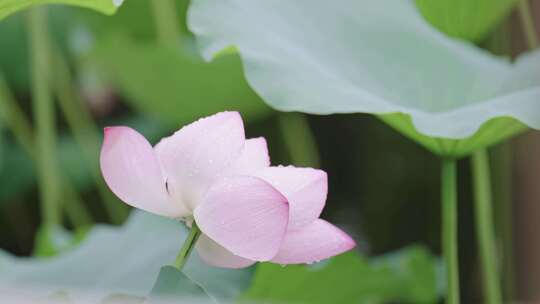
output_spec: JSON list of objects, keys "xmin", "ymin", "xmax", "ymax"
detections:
[{"xmin": 471, "ymin": 1, "xmax": 539, "ymax": 303}]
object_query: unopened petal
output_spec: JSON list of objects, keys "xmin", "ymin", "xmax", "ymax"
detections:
[
  {"xmin": 271, "ymin": 219, "xmax": 355, "ymax": 265},
  {"xmin": 155, "ymin": 111, "xmax": 245, "ymax": 210},
  {"xmin": 194, "ymin": 176, "xmax": 289, "ymax": 261},
  {"xmin": 196, "ymin": 234, "xmax": 256, "ymax": 269},
  {"xmin": 228, "ymin": 137, "xmax": 270, "ymax": 175},
  {"xmin": 100, "ymin": 127, "xmax": 187, "ymax": 217},
  {"xmin": 255, "ymin": 166, "xmax": 327, "ymax": 230}
]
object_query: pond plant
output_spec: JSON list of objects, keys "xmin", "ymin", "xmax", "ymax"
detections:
[{"xmin": 0, "ymin": 0, "xmax": 537, "ymax": 303}]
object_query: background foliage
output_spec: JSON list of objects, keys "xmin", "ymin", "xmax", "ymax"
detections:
[{"xmin": 0, "ymin": 0, "xmax": 538, "ymax": 303}]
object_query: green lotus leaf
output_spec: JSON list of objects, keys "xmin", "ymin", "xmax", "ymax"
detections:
[
  {"xmin": 415, "ymin": 0, "xmax": 517, "ymax": 42},
  {"xmin": 147, "ymin": 266, "xmax": 211, "ymax": 303},
  {"xmin": 0, "ymin": 211, "xmax": 253, "ymax": 303},
  {"xmin": 187, "ymin": 0, "xmax": 540, "ymax": 157},
  {"xmin": 378, "ymin": 114, "xmax": 527, "ymax": 158},
  {"xmin": 0, "ymin": 0, "xmax": 121, "ymax": 20},
  {"xmin": 241, "ymin": 246, "xmax": 441, "ymax": 304}
]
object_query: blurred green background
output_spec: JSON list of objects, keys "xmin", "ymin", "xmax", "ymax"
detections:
[{"xmin": 0, "ymin": 0, "xmax": 539, "ymax": 303}]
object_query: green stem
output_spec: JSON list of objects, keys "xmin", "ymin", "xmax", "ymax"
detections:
[
  {"xmin": 277, "ymin": 112, "xmax": 321, "ymax": 168},
  {"xmin": 151, "ymin": 0, "xmax": 181, "ymax": 47},
  {"xmin": 0, "ymin": 75, "xmax": 93, "ymax": 228},
  {"xmin": 490, "ymin": 135, "xmax": 514, "ymax": 300},
  {"xmin": 442, "ymin": 159, "xmax": 459, "ymax": 304},
  {"xmin": 174, "ymin": 222, "xmax": 202, "ymax": 270},
  {"xmin": 472, "ymin": 150, "xmax": 502, "ymax": 304},
  {"xmin": 51, "ymin": 49, "xmax": 128, "ymax": 224},
  {"xmin": 518, "ymin": 0, "xmax": 539, "ymax": 49},
  {"xmin": 27, "ymin": 8, "xmax": 61, "ymax": 228}
]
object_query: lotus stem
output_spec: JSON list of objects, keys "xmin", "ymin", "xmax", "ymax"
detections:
[
  {"xmin": 442, "ymin": 159, "xmax": 459, "ymax": 304},
  {"xmin": 472, "ymin": 149, "xmax": 502, "ymax": 304},
  {"xmin": 51, "ymin": 49, "xmax": 128, "ymax": 225},
  {"xmin": 278, "ymin": 112, "xmax": 321, "ymax": 168},
  {"xmin": 0, "ymin": 75, "xmax": 92, "ymax": 228},
  {"xmin": 151, "ymin": 0, "xmax": 181, "ymax": 48},
  {"xmin": 518, "ymin": 0, "xmax": 539, "ymax": 49},
  {"xmin": 27, "ymin": 8, "xmax": 61, "ymax": 229},
  {"xmin": 174, "ymin": 222, "xmax": 202, "ymax": 270}
]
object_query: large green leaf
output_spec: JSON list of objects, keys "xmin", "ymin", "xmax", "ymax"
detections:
[
  {"xmin": 242, "ymin": 246, "xmax": 441, "ymax": 304},
  {"xmin": 0, "ymin": 211, "xmax": 253, "ymax": 302},
  {"xmin": 415, "ymin": 0, "xmax": 517, "ymax": 42},
  {"xmin": 0, "ymin": 0, "xmax": 120, "ymax": 20},
  {"xmin": 378, "ymin": 114, "xmax": 527, "ymax": 158},
  {"xmin": 90, "ymin": 34, "xmax": 272, "ymax": 125},
  {"xmin": 188, "ymin": 0, "xmax": 540, "ymax": 157},
  {"xmin": 147, "ymin": 266, "xmax": 212, "ymax": 303},
  {"xmin": 74, "ymin": 0, "xmax": 190, "ymax": 41},
  {"xmin": 408, "ymin": 0, "xmax": 521, "ymax": 157}
]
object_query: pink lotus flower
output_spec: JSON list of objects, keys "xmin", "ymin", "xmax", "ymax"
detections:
[{"xmin": 100, "ymin": 112, "xmax": 355, "ymax": 268}]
